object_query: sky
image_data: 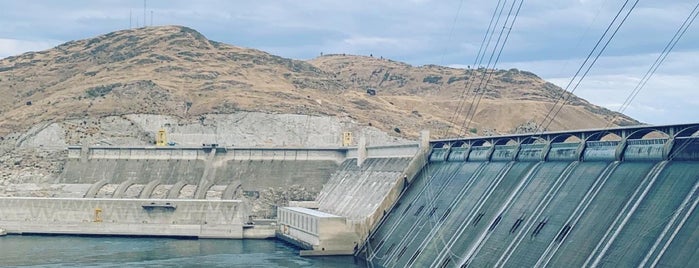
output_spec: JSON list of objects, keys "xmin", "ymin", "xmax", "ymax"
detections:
[{"xmin": 1, "ymin": 0, "xmax": 698, "ymax": 125}]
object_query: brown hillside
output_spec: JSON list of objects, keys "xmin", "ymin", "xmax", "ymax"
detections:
[{"xmin": 0, "ymin": 25, "xmax": 638, "ymax": 140}]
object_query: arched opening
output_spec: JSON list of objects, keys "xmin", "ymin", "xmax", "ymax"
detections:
[
  {"xmin": 432, "ymin": 142, "xmax": 449, "ymax": 149},
  {"xmin": 178, "ymin": 184, "xmax": 197, "ymax": 199},
  {"xmin": 96, "ymin": 184, "xmax": 119, "ymax": 198},
  {"xmin": 494, "ymin": 138, "xmax": 518, "ymax": 146},
  {"xmin": 123, "ymin": 184, "xmax": 145, "ymax": 198},
  {"xmin": 627, "ymin": 129, "xmax": 670, "ymax": 140},
  {"xmin": 151, "ymin": 184, "xmax": 172, "ymax": 199},
  {"xmin": 205, "ymin": 185, "xmax": 227, "ymax": 200},
  {"xmin": 520, "ymin": 136, "xmax": 547, "ymax": 145},
  {"xmin": 470, "ymin": 139, "xmax": 492, "ymax": 147},
  {"xmin": 450, "ymin": 141, "xmax": 468, "ymax": 148},
  {"xmin": 551, "ymin": 134, "xmax": 582, "ymax": 144},
  {"xmin": 585, "ymin": 132, "xmax": 622, "ymax": 142},
  {"xmin": 675, "ymin": 126, "xmax": 699, "ymax": 138}
]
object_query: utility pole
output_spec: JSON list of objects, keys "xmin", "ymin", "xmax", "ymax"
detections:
[
  {"xmin": 129, "ymin": 9, "xmax": 132, "ymax": 28},
  {"xmin": 151, "ymin": 10, "xmax": 153, "ymax": 26}
]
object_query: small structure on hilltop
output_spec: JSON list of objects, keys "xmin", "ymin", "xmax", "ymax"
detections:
[{"xmin": 366, "ymin": 87, "xmax": 376, "ymax": 96}]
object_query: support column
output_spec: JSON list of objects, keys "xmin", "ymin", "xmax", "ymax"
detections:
[
  {"xmin": 420, "ymin": 130, "xmax": 430, "ymax": 150},
  {"xmin": 357, "ymin": 135, "xmax": 367, "ymax": 167},
  {"xmin": 81, "ymin": 145, "xmax": 89, "ymax": 163}
]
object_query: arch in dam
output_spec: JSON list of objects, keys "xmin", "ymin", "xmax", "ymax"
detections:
[
  {"xmin": 468, "ymin": 139, "xmax": 492, "ymax": 147},
  {"xmin": 520, "ymin": 136, "xmax": 547, "ymax": 145},
  {"xmin": 550, "ymin": 133, "xmax": 581, "ymax": 143},
  {"xmin": 584, "ymin": 131, "xmax": 622, "ymax": 142},
  {"xmin": 112, "ymin": 179, "xmax": 137, "ymax": 198},
  {"xmin": 432, "ymin": 142, "xmax": 449, "ymax": 149},
  {"xmin": 84, "ymin": 179, "xmax": 109, "ymax": 198},
  {"xmin": 167, "ymin": 181, "xmax": 188, "ymax": 199},
  {"xmin": 675, "ymin": 125, "xmax": 699, "ymax": 138},
  {"xmin": 122, "ymin": 184, "xmax": 145, "ymax": 198},
  {"xmin": 96, "ymin": 183, "xmax": 120, "ymax": 198},
  {"xmin": 150, "ymin": 184, "xmax": 171, "ymax": 199},
  {"xmin": 222, "ymin": 180, "xmax": 242, "ymax": 200},
  {"xmin": 178, "ymin": 184, "xmax": 197, "ymax": 199},
  {"xmin": 450, "ymin": 140, "xmax": 468, "ymax": 148},
  {"xmin": 626, "ymin": 128, "xmax": 670, "ymax": 140},
  {"xmin": 493, "ymin": 138, "xmax": 518, "ymax": 146},
  {"xmin": 140, "ymin": 180, "xmax": 161, "ymax": 199}
]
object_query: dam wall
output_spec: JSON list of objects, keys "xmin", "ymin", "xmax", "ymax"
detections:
[
  {"xmin": 58, "ymin": 146, "xmax": 347, "ymax": 201},
  {"xmin": 0, "ymin": 197, "xmax": 252, "ymax": 239},
  {"xmin": 360, "ymin": 124, "xmax": 699, "ymax": 267},
  {"xmin": 277, "ymin": 134, "xmax": 427, "ymax": 255},
  {"xmin": 13, "ymin": 142, "xmax": 423, "ymax": 240}
]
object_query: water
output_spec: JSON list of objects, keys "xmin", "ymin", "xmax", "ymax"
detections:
[{"xmin": 0, "ymin": 235, "xmax": 364, "ymax": 267}]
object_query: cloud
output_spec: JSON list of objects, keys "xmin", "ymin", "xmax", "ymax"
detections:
[
  {"xmin": 498, "ymin": 49, "xmax": 699, "ymax": 124},
  {"xmin": 0, "ymin": 38, "xmax": 62, "ymax": 58},
  {"xmin": 546, "ymin": 72, "xmax": 699, "ymax": 125}
]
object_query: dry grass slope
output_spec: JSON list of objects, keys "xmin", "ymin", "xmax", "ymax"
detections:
[{"xmin": 0, "ymin": 25, "xmax": 638, "ymax": 140}]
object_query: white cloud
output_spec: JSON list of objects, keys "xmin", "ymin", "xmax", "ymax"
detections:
[
  {"xmin": 546, "ymin": 73, "xmax": 699, "ymax": 125},
  {"xmin": 0, "ymin": 38, "xmax": 62, "ymax": 59}
]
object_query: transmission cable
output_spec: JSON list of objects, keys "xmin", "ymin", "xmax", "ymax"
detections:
[
  {"xmin": 444, "ymin": 0, "xmax": 506, "ymax": 139},
  {"xmin": 608, "ymin": 0, "xmax": 699, "ymax": 128},
  {"xmin": 460, "ymin": 0, "xmax": 524, "ymax": 136},
  {"xmin": 456, "ymin": 0, "xmax": 511, "ymax": 136},
  {"xmin": 536, "ymin": 0, "xmax": 639, "ymax": 133},
  {"xmin": 451, "ymin": 0, "xmax": 511, "ymax": 137}
]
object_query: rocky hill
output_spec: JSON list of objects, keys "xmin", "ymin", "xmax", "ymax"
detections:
[{"xmin": 0, "ymin": 25, "xmax": 636, "ymax": 145}]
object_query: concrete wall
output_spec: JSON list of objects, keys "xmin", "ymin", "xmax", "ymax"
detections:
[
  {"xmin": 0, "ymin": 197, "xmax": 248, "ymax": 238},
  {"xmin": 351, "ymin": 142, "xmax": 430, "ymax": 245},
  {"xmin": 277, "ymin": 207, "xmax": 359, "ymax": 255},
  {"xmin": 346, "ymin": 143, "xmax": 419, "ymax": 159},
  {"xmin": 314, "ymin": 133, "xmax": 430, "ymax": 250},
  {"xmin": 69, "ymin": 146, "xmax": 347, "ymax": 162},
  {"xmin": 58, "ymin": 146, "xmax": 348, "ymax": 198}
]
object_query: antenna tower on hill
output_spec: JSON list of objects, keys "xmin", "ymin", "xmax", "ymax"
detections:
[{"xmin": 143, "ymin": 0, "xmax": 147, "ymax": 27}]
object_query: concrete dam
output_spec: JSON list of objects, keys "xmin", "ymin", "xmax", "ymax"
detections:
[
  {"xmin": 0, "ymin": 139, "xmax": 420, "ymax": 241},
  {"xmin": 2, "ymin": 123, "xmax": 698, "ymax": 266},
  {"xmin": 358, "ymin": 124, "xmax": 699, "ymax": 267}
]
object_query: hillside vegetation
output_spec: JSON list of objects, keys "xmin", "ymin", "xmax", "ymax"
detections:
[{"xmin": 0, "ymin": 25, "xmax": 637, "ymax": 143}]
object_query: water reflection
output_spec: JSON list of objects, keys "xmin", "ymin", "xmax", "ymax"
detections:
[{"xmin": 0, "ymin": 235, "xmax": 365, "ymax": 267}]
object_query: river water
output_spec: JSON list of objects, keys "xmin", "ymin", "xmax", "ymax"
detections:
[{"xmin": 0, "ymin": 235, "xmax": 365, "ymax": 267}]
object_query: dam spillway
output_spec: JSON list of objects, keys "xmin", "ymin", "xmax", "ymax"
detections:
[
  {"xmin": 359, "ymin": 124, "xmax": 699, "ymax": 267},
  {"xmin": 1, "ymin": 123, "xmax": 698, "ymax": 265},
  {"xmin": 0, "ymin": 142, "xmax": 421, "ymax": 240}
]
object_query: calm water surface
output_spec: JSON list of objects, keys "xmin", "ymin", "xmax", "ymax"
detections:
[{"xmin": 0, "ymin": 235, "xmax": 365, "ymax": 267}]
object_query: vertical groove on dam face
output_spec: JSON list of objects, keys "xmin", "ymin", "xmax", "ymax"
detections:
[
  {"xmin": 653, "ymin": 167, "xmax": 699, "ymax": 268},
  {"xmin": 361, "ymin": 140, "xmax": 699, "ymax": 268},
  {"xmin": 593, "ymin": 161, "xmax": 699, "ymax": 267}
]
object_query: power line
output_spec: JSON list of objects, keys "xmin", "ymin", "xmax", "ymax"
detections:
[
  {"xmin": 457, "ymin": 0, "xmax": 509, "ymax": 136},
  {"xmin": 461, "ymin": 0, "xmax": 524, "ymax": 136},
  {"xmin": 610, "ymin": 0, "xmax": 699, "ymax": 127},
  {"xmin": 433, "ymin": 0, "xmax": 466, "ymax": 138},
  {"xmin": 443, "ymin": 0, "xmax": 506, "ymax": 139},
  {"xmin": 537, "ymin": 0, "xmax": 640, "ymax": 132}
]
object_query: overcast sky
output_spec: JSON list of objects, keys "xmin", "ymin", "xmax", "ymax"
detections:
[{"xmin": 1, "ymin": 0, "xmax": 697, "ymax": 125}]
